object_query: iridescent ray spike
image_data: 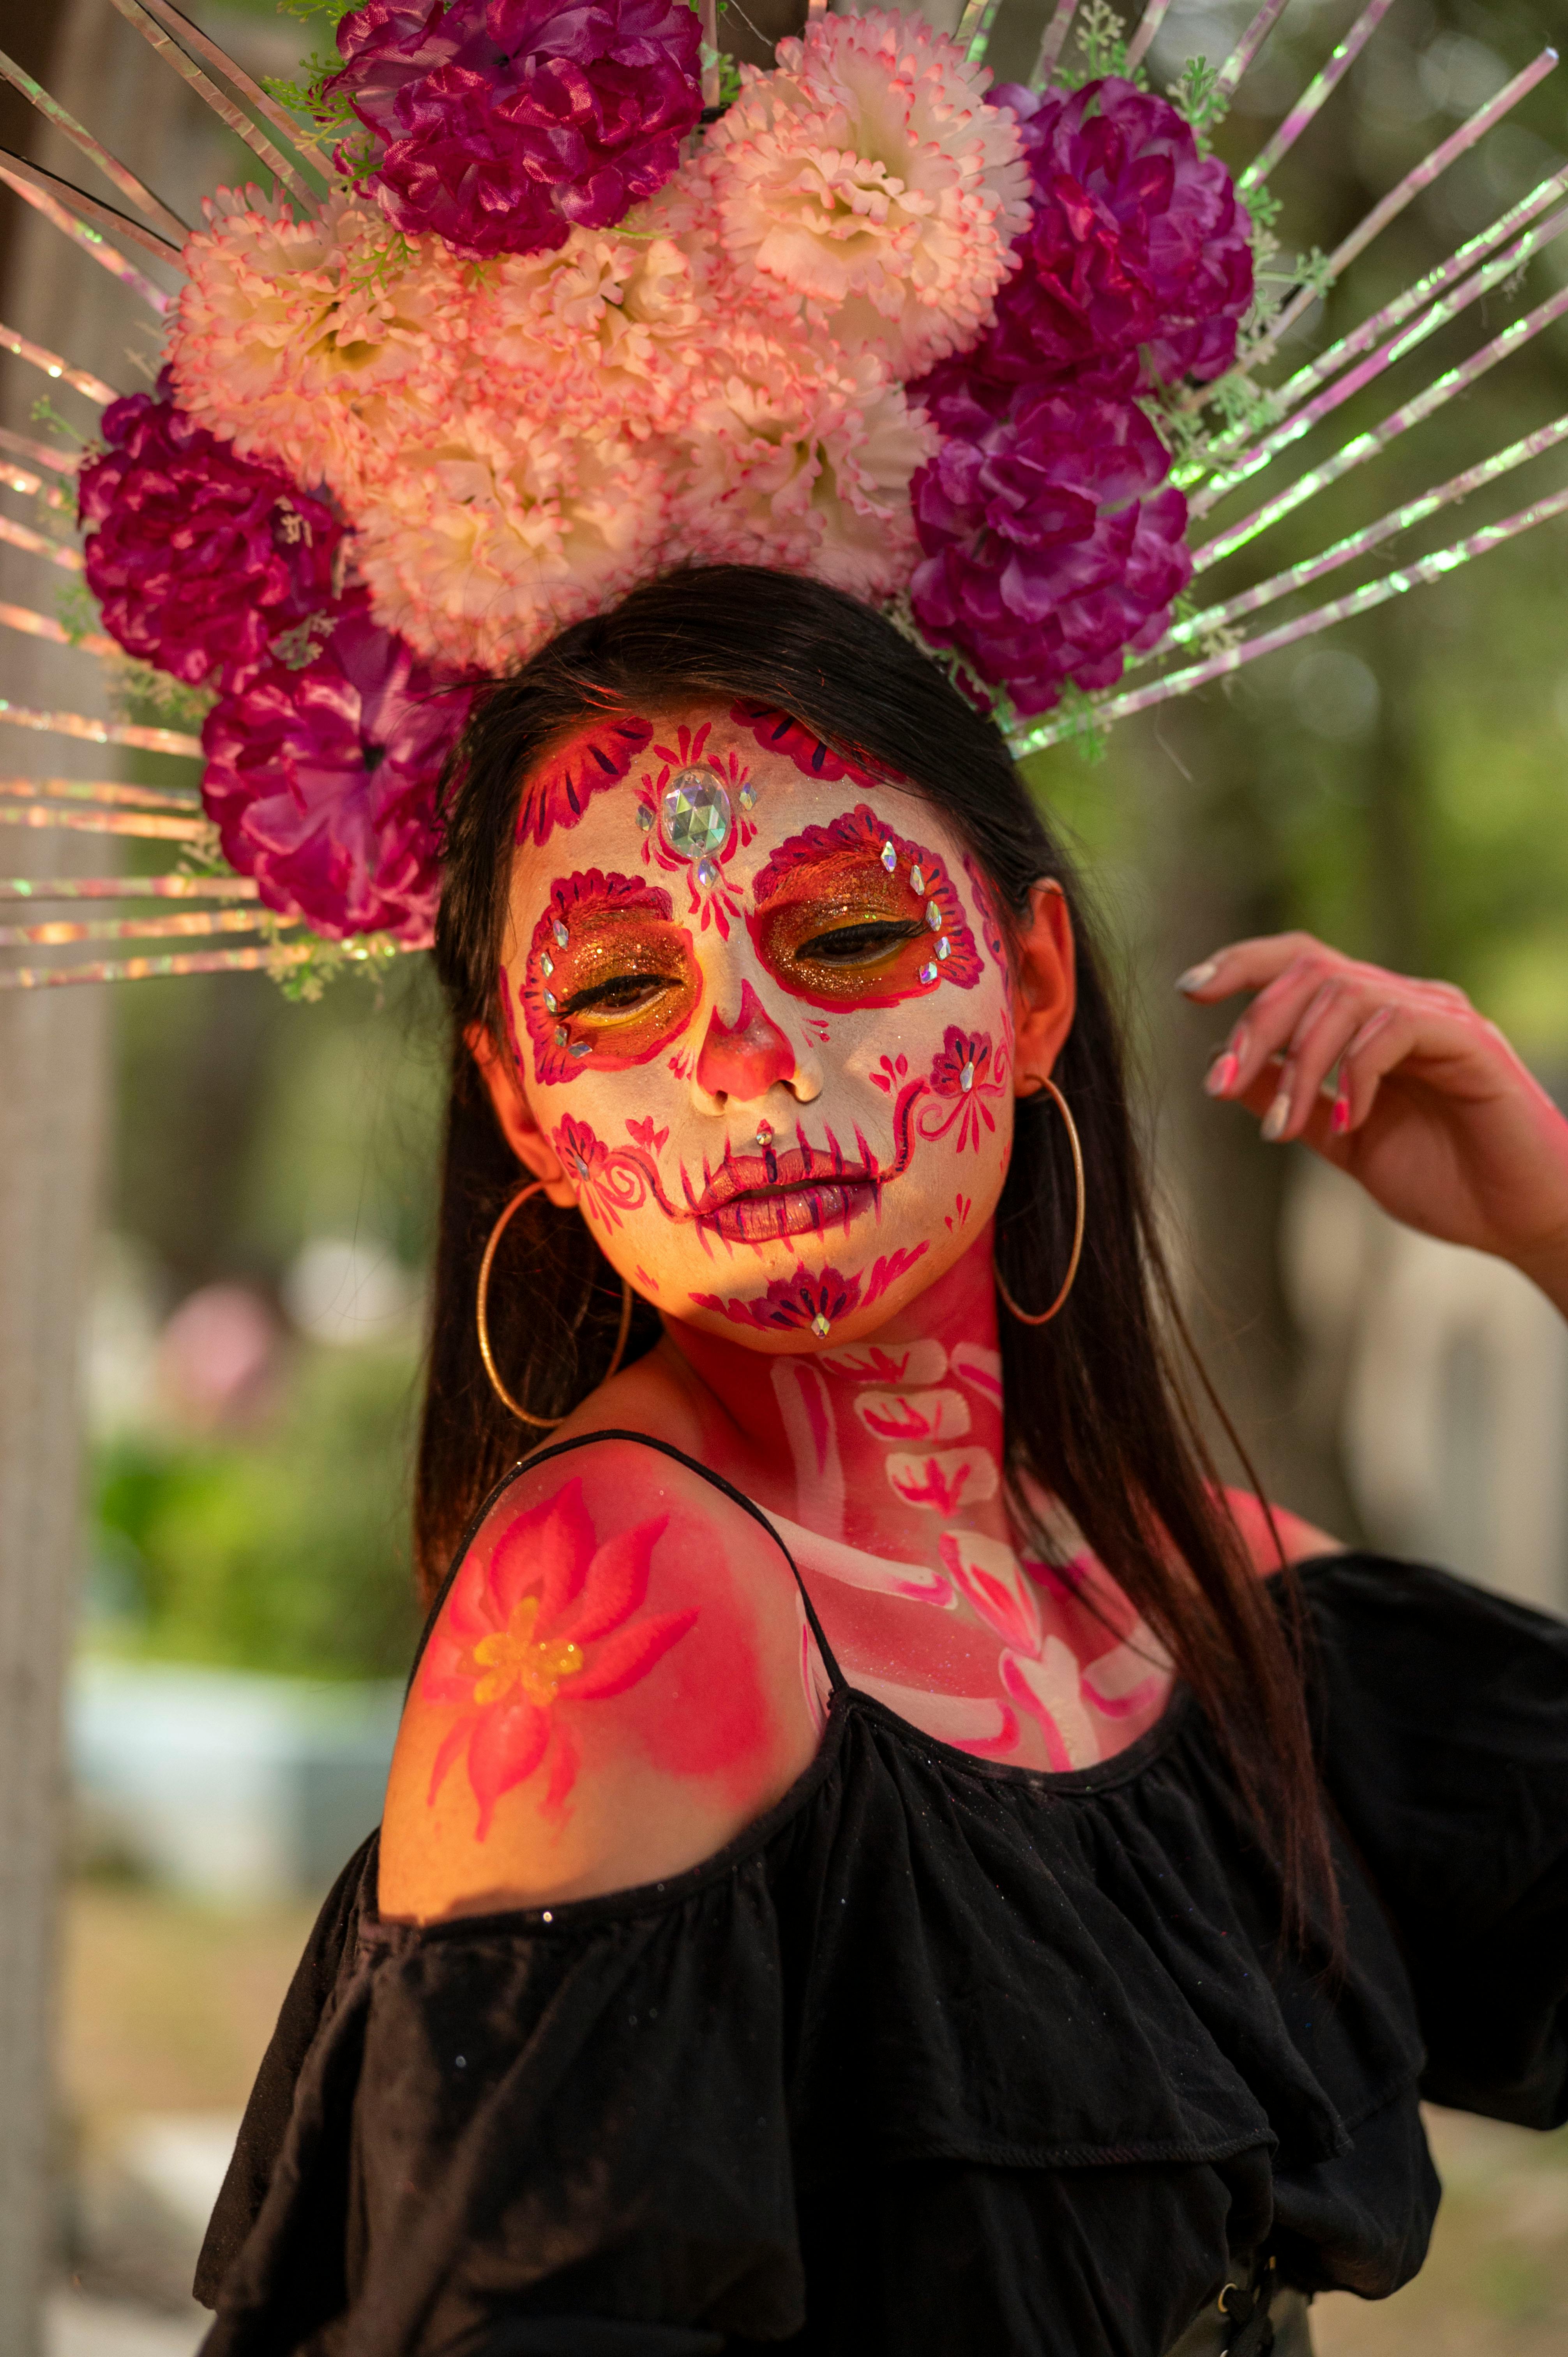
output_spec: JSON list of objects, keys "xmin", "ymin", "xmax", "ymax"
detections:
[
  {"xmin": 1215, "ymin": 0, "xmax": 1291, "ymax": 101},
  {"xmin": 1030, "ymin": 0, "xmax": 1078, "ymax": 87},
  {"xmin": 0, "ymin": 602, "xmax": 114, "ymax": 657},
  {"xmin": 0, "ymin": 942, "xmax": 327, "ymax": 989},
  {"xmin": 1012, "ymin": 484, "xmax": 1568, "ymax": 755},
  {"xmin": 955, "ymin": 0, "xmax": 1005, "ymax": 66},
  {"xmin": 1143, "ymin": 415, "xmax": 1568, "ymax": 665},
  {"xmin": 131, "ymin": 0, "xmax": 328, "ymax": 187},
  {"xmin": 106, "ymin": 0, "xmax": 318, "ymax": 208},
  {"xmin": 0, "ymin": 518, "xmax": 84, "ymax": 573},
  {"xmin": 0, "ymin": 150, "xmax": 184, "ymax": 263},
  {"xmin": 0, "ymin": 906, "xmax": 263, "ymax": 949},
  {"xmin": 0, "ymin": 775, "xmax": 202, "ymax": 811},
  {"xmin": 0, "ymin": 48, "xmax": 189, "ymax": 240},
  {"xmin": 0, "ymin": 320, "xmax": 114, "ymax": 403},
  {"xmin": 0, "ymin": 426, "xmax": 79, "ymax": 475},
  {"xmin": 0, "ymin": 700, "xmax": 202, "ymax": 756},
  {"xmin": 1123, "ymin": 0, "xmax": 1173, "ymax": 76},
  {"xmin": 1238, "ymin": 0, "xmax": 1398, "ymax": 192},
  {"xmin": 0, "ymin": 875, "xmax": 254, "ymax": 900},
  {"xmin": 0, "ymin": 161, "xmax": 172, "ymax": 313},
  {"xmin": 1190, "ymin": 201, "xmax": 1568, "ymax": 519},
  {"xmin": 1194, "ymin": 280, "xmax": 1568, "ymax": 575},
  {"xmin": 0, "ymin": 460, "xmax": 69, "ymax": 512},
  {"xmin": 0, "ymin": 805, "xmax": 213, "ymax": 843}
]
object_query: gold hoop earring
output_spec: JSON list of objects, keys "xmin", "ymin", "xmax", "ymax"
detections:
[
  {"xmin": 476, "ymin": 1180, "xmax": 634, "ymax": 1426},
  {"xmin": 994, "ymin": 1076, "xmax": 1086, "ymax": 1327}
]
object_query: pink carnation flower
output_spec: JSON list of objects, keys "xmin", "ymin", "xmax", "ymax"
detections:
[
  {"xmin": 326, "ymin": 0, "xmax": 702, "ymax": 260},
  {"xmin": 985, "ymin": 77, "xmax": 1253, "ymax": 388},
  {"xmin": 908, "ymin": 372, "xmax": 1191, "ymax": 714},
  {"xmin": 171, "ymin": 186, "xmax": 467, "ymax": 496},
  {"xmin": 705, "ymin": 9, "xmax": 1029, "ymax": 378},
  {"xmin": 671, "ymin": 329, "xmax": 933, "ymax": 601},
  {"xmin": 78, "ymin": 378, "xmax": 344, "ymax": 695},
  {"xmin": 200, "ymin": 600, "xmax": 471, "ymax": 942}
]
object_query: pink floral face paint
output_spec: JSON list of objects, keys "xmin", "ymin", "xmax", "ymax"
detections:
[{"xmin": 501, "ymin": 701, "xmax": 1017, "ymax": 1351}]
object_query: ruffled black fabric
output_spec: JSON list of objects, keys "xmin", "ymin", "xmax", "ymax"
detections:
[{"xmin": 196, "ymin": 1550, "xmax": 1568, "ymax": 2357}]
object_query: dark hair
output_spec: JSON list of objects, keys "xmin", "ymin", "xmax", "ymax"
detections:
[{"xmin": 422, "ymin": 565, "xmax": 1335, "ymax": 1943}]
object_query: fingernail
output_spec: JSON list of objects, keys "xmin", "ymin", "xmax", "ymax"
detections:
[
  {"xmin": 1261, "ymin": 1090, "xmax": 1291, "ymax": 1143},
  {"xmin": 1204, "ymin": 1051, "xmax": 1240, "ymax": 1096},
  {"xmin": 1331, "ymin": 1092, "xmax": 1350, "ymax": 1136},
  {"xmin": 1176, "ymin": 959, "xmax": 1219, "ymax": 995}
]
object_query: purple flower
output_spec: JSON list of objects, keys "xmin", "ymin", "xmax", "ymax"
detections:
[
  {"xmin": 908, "ymin": 373, "xmax": 1191, "ymax": 716},
  {"xmin": 984, "ymin": 77, "xmax": 1253, "ymax": 389},
  {"xmin": 326, "ymin": 0, "xmax": 703, "ymax": 259},
  {"xmin": 200, "ymin": 601, "xmax": 472, "ymax": 944},
  {"xmin": 78, "ymin": 379, "xmax": 344, "ymax": 696}
]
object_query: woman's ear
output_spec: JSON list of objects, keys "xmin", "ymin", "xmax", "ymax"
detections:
[
  {"xmin": 465, "ymin": 1020, "xmax": 577, "ymax": 1206},
  {"xmin": 1011, "ymin": 880, "xmax": 1077, "ymax": 1095}
]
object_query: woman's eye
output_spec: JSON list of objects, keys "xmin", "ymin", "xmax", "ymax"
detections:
[
  {"xmin": 794, "ymin": 919, "xmax": 926, "ymax": 966},
  {"xmin": 558, "ymin": 973, "xmax": 678, "ymax": 1018}
]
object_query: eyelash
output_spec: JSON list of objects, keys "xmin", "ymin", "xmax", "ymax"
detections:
[
  {"xmin": 556, "ymin": 972, "xmax": 682, "ymax": 1018},
  {"xmin": 792, "ymin": 918, "xmax": 926, "ymax": 965}
]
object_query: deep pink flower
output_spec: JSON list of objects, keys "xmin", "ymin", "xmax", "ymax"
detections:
[
  {"xmin": 326, "ymin": 0, "xmax": 703, "ymax": 259},
  {"xmin": 692, "ymin": 1262, "xmax": 865, "ymax": 1335},
  {"xmin": 200, "ymin": 601, "xmax": 472, "ymax": 942},
  {"xmin": 984, "ymin": 77, "xmax": 1252, "ymax": 389},
  {"xmin": 77, "ymin": 380, "xmax": 344, "ymax": 694},
  {"xmin": 908, "ymin": 373, "xmax": 1191, "ymax": 715}
]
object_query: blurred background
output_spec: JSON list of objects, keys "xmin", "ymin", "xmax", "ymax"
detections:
[{"xmin": 0, "ymin": 0, "xmax": 1564, "ymax": 2351}]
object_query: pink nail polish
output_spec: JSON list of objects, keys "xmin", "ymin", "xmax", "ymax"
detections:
[
  {"xmin": 1204, "ymin": 1052, "xmax": 1240, "ymax": 1097},
  {"xmin": 1331, "ymin": 1094, "xmax": 1350, "ymax": 1136}
]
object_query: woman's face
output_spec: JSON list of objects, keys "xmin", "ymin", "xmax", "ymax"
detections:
[{"xmin": 498, "ymin": 700, "xmax": 1019, "ymax": 1349}]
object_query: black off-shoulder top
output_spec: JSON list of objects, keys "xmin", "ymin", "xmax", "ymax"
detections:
[{"xmin": 195, "ymin": 1434, "xmax": 1568, "ymax": 2357}]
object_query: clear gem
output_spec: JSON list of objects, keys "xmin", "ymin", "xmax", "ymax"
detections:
[
  {"xmin": 936, "ymin": 936, "xmax": 950, "ymax": 961},
  {"xmin": 926, "ymin": 901, "xmax": 942, "ymax": 931},
  {"xmin": 571, "ymin": 1151, "xmax": 588, "ymax": 1176},
  {"xmin": 661, "ymin": 767, "xmax": 733, "ymax": 860},
  {"xmin": 554, "ymin": 1026, "xmax": 568, "ymax": 1046},
  {"xmin": 570, "ymin": 1041, "xmax": 592, "ymax": 1058},
  {"xmin": 540, "ymin": 949, "xmax": 553, "ymax": 977},
  {"xmin": 543, "ymin": 990, "xmax": 558, "ymax": 1014},
  {"xmin": 810, "ymin": 1312, "xmax": 831, "ymax": 1338},
  {"xmin": 909, "ymin": 865, "xmax": 925, "ymax": 895},
  {"xmin": 960, "ymin": 1060, "xmax": 975, "ymax": 1093},
  {"xmin": 738, "ymin": 781, "xmax": 758, "ymax": 809},
  {"xmin": 636, "ymin": 804, "xmax": 653, "ymax": 833},
  {"xmin": 880, "ymin": 840, "xmax": 897, "ymax": 873},
  {"xmin": 553, "ymin": 917, "xmax": 569, "ymax": 948},
  {"xmin": 694, "ymin": 856, "xmax": 717, "ymax": 887},
  {"xmin": 754, "ymin": 1120, "xmax": 773, "ymax": 1148},
  {"xmin": 919, "ymin": 961, "xmax": 938, "ymax": 985}
]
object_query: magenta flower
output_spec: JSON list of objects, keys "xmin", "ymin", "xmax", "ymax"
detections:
[
  {"xmin": 326, "ymin": 0, "xmax": 703, "ymax": 260},
  {"xmin": 984, "ymin": 77, "xmax": 1253, "ymax": 389},
  {"xmin": 908, "ymin": 372, "xmax": 1191, "ymax": 715},
  {"xmin": 78, "ymin": 380, "xmax": 344, "ymax": 695},
  {"xmin": 200, "ymin": 601, "xmax": 472, "ymax": 943}
]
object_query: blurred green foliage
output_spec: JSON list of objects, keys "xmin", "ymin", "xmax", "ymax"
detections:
[{"xmin": 92, "ymin": 1344, "xmax": 424, "ymax": 1680}]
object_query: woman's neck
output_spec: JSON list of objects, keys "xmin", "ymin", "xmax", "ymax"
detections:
[{"xmin": 658, "ymin": 1226, "xmax": 1011, "ymax": 1568}]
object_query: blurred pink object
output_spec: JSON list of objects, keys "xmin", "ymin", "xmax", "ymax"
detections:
[{"xmin": 156, "ymin": 1285, "xmax": 280, "ymax": 1429}]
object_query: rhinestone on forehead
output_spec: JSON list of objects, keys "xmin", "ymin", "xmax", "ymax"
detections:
[{"xmin": 661, "ymin": 767, "xmax": 733, "ymax": 862}]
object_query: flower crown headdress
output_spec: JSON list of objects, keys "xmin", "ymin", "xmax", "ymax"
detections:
[{"xmin": 1, "ymin": 0, "xmax": 1564, "ymax": 991}]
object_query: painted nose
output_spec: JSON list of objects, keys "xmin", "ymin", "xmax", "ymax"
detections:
[{"xmin": 695, "ymin": 982, "xmax": 798, "ymax": 1103}]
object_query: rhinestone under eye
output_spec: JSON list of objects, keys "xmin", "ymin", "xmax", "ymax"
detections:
[
  {"xmin": 919, "ymin": 961, "xmax": 938, "ymax": 984},
  {"xmin": 880, "ymin": 841, "xmax": 896, "ymax": 873},
  {"xmin": 926, "ymin": 902, "xmax": 941, "ymax": 931},
  {"xmin": 540, "ymin": 949, "xmax": 553, "ymax": 977},
  {"xmin": 936, "ymin": 936, "xmax": 950, "ymax": 961},
  {"xmin": 909, "ymin": 864, "xmax": 925, "ymax": 894},
  {"xmin": 543, "ymin": 990, "xmax": 558, "ymax": 1013},
  {"xmin": 553, "ymin": 917, "xmax": 569, "ymax": 948}
]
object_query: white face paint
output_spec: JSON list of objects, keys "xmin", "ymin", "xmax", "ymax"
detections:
[{"xmin": 501, "ymin": 699, "xmax": 1017, "ymax": 1350}]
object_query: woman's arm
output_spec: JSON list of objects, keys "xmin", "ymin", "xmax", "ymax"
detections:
[{"xmin": 1179, "ymin": 933, "xmax": 1568, "ymax": 1318}]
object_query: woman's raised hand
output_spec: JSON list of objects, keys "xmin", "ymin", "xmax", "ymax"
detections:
[{"xmin": 1178, "ymin": 933, "xmax": 1568, "ymax": 1314}]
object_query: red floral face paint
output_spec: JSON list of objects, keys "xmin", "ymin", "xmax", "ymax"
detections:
[
  {"xmin": 691, "ymin": 1247, "xmax": 927, "ymax": 1332},
  {"xmin": 918, "ymin": 1027, "xmax": 1009, "ymax": 1155},
  {"xmin": 963, "ymin": 851, "xmax": 1008, "ymax": 972},
  {"xmin": 516, "ymin": 714, "xmax": 654, "ymax": 848},
  {"xmin": 729, "ymin": 700, "xmax": 878, "ymax": 786},
  {"xmin": 521, "ymin": 868, "xmax": 697, "ymax": 1084},
  {"xmin": 748, "ymin": 803, "xmax": 980, "ymax": 1009}
]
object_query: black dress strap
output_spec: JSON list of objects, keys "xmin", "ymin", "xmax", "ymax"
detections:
[{"xmin": 411, "ymin": 1428, "xmax": 848, "ymax": 1696}]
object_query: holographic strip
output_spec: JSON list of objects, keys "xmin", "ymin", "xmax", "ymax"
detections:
[
  {"xmin": 1216, "ymin": 0, "xmax": 1292, "ymax": 100},
  {"xmin": 106, "ymin": 0, "xmax": 317, "ymax": 209},
  {"xmin": 0, "ymin": 942, "xmax": 318, "ymax": 989},
  {"xmin": 0, "ymin": 49, "xmax": 189, "ymax": 239},
  {"xmin": 1153, "ymin": 415, "xmax": 1568, "ymax": 659},
  {"xmin": 1263, "ymin": 48, "xmax": 1559, "ymax": 348},
  {"xmin": 1191, "ymin": 201, "xmax": 1568, "ymax": 518},
  {"xmin": 1010, "ymin": 482, "xmax": 1568, "ymax": 754},
  {"xmin": 0, "ymin": 459, "xmax": 69, "ymax": 511},
  {"xmin": 0, "ymin": 774, "xmax": 202, "ymax": 811},
  {"xmin": 0, "ymin": 603, "xmax": 113, "ymax": 656},
  {"xmin": 1239, "ymin": 0, "xmax": 1397, "ymax": 191},
  {"xmin": 0, "ymin": 425, "xmax": 80, "ymax": 475},
  {"xmin": 0, "ymin": 873, "xmax": 253, "ymax": 900},
  {"xmin": 1031, "ymin": 0, "xmax": 1078, "ymax": 84},
  {"xmin": 0, "ymin": 149, "xmax": 184, "ymax": 261},
  {"xmin": 1123, "ymin": 0, "xmax": 1173, "ymax": 76},
  {"xmin": 1195, "ymin": 280, "xmax": 1568, "ymax": 573},
  {"xmin": 0, "ymin": 516, "xmax": 83, "ymax": 572},
  {"xmin": 0, "ymin": 699, "xmax": 201, "ymax": 755},
  {"xmin": 0, "ymin": 804, "xmax": 212, "ymax": 842},
  {"xmin": 0, "ymin": 321, "xmax": 117, "ymax": 406},
  {"xmin": 133, "ymin": 0, "xmax": 328, "ymax": 189},
  {"xmin": 957, "ymin": 0, "xmax": 1005, "ymax": 65},
  {"xmin": 0, "ymin": 161, "xmax": 172, "ymax": 314},
  {"xmin": 0, "ymin": 905, "xmax": 262, "ymax": 949}
]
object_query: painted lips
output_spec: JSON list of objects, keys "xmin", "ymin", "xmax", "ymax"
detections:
[{"xmin": 692, "ymin": 1146, "xmax": 881, "ymax": 1244}]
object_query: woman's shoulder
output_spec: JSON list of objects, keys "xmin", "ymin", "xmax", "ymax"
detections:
[
  {"xmin": 1224, "ymin": 1486, "xmax": 1346, "ymax": 1574},
  {"xmin": 379, "ymin": 1406, "xmax": 821, "ymax": 1926}
]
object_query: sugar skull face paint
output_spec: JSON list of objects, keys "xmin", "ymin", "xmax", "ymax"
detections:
[{"xmin": 501, "ymin": 702, "xmax": 1016, "ymax": 1349}]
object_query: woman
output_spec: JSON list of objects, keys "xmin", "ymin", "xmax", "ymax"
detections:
[{"xmin": 195, "ymin": 571, "xmax": 1568, "ymax": 2357}]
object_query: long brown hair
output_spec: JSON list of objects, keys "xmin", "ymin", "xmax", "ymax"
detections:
[{"xmin": 420, "ymin": 565, "xmax": 1335, "ymax": 1942}]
